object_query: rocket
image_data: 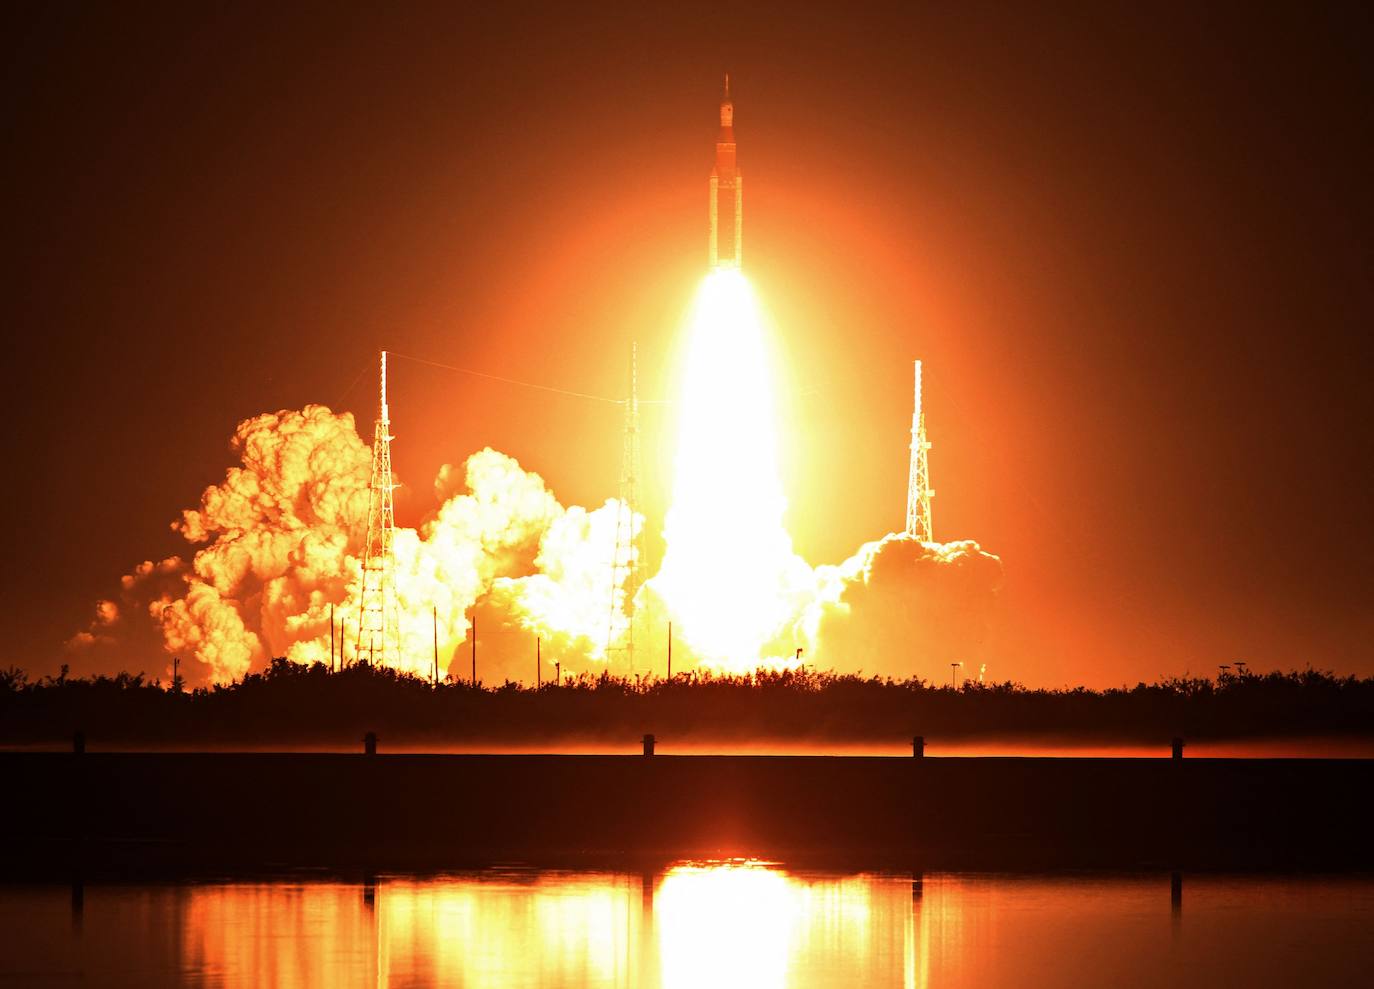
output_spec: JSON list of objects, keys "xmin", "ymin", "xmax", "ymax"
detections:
[{"xmin": 708, "ymin": 74, "xmax": 742, "ymax": 270}]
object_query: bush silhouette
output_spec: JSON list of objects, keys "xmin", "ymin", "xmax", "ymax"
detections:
[{"xmin": 0, "ymin": 659, "xmax": 1369, "ymax": 747}]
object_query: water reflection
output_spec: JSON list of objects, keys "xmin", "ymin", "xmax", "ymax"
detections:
[
  {"xmin": 1, "ymin": 867, "xmax": 1371, "ymax": 987},
  {"xmin": 656, "ymin": 864, "xmax": 891, "ymax": 989}
]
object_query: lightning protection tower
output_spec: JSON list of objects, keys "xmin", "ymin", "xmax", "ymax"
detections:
[
  {"xmin": 357, "ymin": 350, "xmax": 401, "ymax": 666},
  {"xmin": 906, "ymin": 359, "xmax": 935, "ymax": 543},
  {"xmin": 607, "ymin": 342, "xmax": 645, "ymax": 672}
]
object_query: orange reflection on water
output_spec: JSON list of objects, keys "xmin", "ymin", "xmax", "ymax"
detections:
[
  {"xmin": 5, "ymin": 869, "xmax": 1373, "ymax": 987},
  {"xmin": 656, "ymin": 862, "xmax": 923, "ymax": 989},
  {"xmin": 656, "ymin": 863, "xmax": 799, "ymax": 989},
  {"xmin": 171, "ymin": 864, "xmax": 913, "ymax": 988},
  {"xmin": 181, "ymin": 883, "xmax": 376, "ymax": 988},
  {"xmin": 375, "ymin": 862, "xmax": 909, "ymax": 989},
  {"xmin": 379, "ymin": 872, "xmax": 637, "ymax": 987}
]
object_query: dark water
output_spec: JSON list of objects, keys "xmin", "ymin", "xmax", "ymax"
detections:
[{"xmin": 2, "ymin": 866, "xmax": 1370, "ymax": 987}]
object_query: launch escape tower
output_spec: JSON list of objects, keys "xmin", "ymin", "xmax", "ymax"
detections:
[
  {"xmin": 906, "ymin": 360, "xmax": 935, "ymax": 543},
  {"xmin": 709, "ymin": 74, "xmax": 743, "ymax": 270},
  {"xmin": 607, "ymin": 343, "xmax": 645, "ymax": 671},
  {"xmin": 357, "ymin": 350, "xmax": 401, "ymax": 665}
]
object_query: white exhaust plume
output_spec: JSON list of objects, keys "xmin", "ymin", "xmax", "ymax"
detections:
[
  {"xmin": 649, "ymin": 269, "xmax": 816, "ymax": 669},
  {"xmin": 642, "ymin": 270, "xmax": 1004, "ymax": 678}
]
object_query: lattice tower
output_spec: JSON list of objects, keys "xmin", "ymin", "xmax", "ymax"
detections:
[
  {"xmin": 607, "ymin": 342, "xmax": 645, "ymax": 671},
  {"xmin": 356, "ymin": 350, "xmax": 401, "ymax": 666},
  {"xmin": 906, "ymin": 359, "xmax": 935, "ymax": 542}
]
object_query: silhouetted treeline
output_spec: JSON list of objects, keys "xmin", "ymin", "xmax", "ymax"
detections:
[{"xmin": 2, "ymin": 660, "xmax": 1371, "ymax": 747}]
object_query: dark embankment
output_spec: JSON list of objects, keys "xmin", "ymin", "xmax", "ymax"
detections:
[{"xmin": 3, "ymin": 752, "xmax": 1371, "ymax": 877}]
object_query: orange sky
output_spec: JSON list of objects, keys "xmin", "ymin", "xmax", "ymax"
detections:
[{"xmin": 6, "ymin": 4, "xmax": 1373, "ymax": 686}]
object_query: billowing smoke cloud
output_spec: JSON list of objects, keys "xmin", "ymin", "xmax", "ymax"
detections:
[
  {"xmin": 804, "ymin": 534, "xmax": 1004, "ymax": 679},
  {"xmin": 629, "ymin": 532, "xmax": 1003, "ymax": 681},
  {"xmin": 70, "ymin": 400, "xmax": 1002, "ymax": 688},
  {"xmin": 156, "ymin": 404, "xmax": 371, "ymax": 682},
  {"xmin": 490, "ymin": 500, "xmax": 641, "ymax": 662},
  {"xmin": 70, "ymin": 405, "xmax": 639, "ymax": 686}
]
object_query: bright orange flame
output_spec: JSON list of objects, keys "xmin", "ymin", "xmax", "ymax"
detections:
[{"xmin": 651, "ymin": 270, "xmax": 813, "ymax": 669}]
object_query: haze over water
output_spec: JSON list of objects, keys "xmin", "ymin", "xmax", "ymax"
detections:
[{"xmin": 4, "ymin": 866, "xmax": 1370, "ymax": 987}]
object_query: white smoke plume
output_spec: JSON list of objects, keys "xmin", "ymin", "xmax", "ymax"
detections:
[
  {"xmin": 490, "ymin": 499, "xmax": 641, "ymax": 662},
  {"xmin": 70, "ymin": 405, "xmax": 640, "ymax": 686},
  {"xmin": 804, "ymin": 533, "xmax": 1004, "ymax": 678},
  {"xmin": 69, "ymin": 400, "xmax": 1001, "ymax": 687},
  {"xmin": 627, "ymin": 532, "xmax": 1003, "ymax": 680}
]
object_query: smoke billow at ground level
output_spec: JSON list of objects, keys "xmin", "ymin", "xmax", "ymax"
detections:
[{"xmin": 64, "ymin": 403, "xmax": 1004, "ymax": 688}]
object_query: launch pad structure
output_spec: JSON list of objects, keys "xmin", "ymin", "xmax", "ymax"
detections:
[
  {"xmin": 906, "ymin": 359, "xmax": 935, "ymax": 543},
  {"xmin": 606, "ymin": 343, "xmax": 646, "ymax": 671},
  {"xmin": 356, "ymin": 350, "xmax": 401, "ymax": 666}
]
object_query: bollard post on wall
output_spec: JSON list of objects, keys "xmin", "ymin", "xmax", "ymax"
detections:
[
  {"xmin": 912, "ymin": 735, "xmax": 925, "ymax": 758},
  {"xmin": 1171, "ymin": 737, "xmax": 1185, "ymax": 760},
  {"xmin": 364, "ymin": 732, "xmax": 378, "ymax": 756},
  {"xmin": 642, "ymin": 733, "xmax": 655, "ymax": 757}
]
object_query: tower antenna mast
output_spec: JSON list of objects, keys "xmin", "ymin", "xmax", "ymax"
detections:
[
  {"xmin": 906, "ymin": 359, "xmax": 935, "ymax": 542},
  {"xmin": 357, "ymin": 350, "xmax": 401, "ymax": 666}
]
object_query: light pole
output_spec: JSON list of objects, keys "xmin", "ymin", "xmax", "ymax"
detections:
[
  {"xmin": 160, "ymin": 606, "xmax": 180, "ymax": 692},
  {"xmin": 950, "ymin": 661, "xmax": 963, "ymax": 688}
]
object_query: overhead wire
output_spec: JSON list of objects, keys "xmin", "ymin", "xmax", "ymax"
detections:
[
  {"xmin": 335, "ymin": 357, "xmax": 374, "ymax": 408},
  {"xmin": 389, "ymin": 351, "xmax": 624, "ymax": 405},
  {"xmin": 350, "ymin": 349, "xmax": 821, "ymax": 410}
]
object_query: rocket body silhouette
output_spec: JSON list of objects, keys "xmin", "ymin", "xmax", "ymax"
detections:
[{"xmin": 708, "ymin": 75, "xmax": 742, "ymax": 270}]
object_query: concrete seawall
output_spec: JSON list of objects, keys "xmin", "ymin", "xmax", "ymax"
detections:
[{"xmin": 3, "ymin": 753, "xmax": 1371, "ymax": 875}]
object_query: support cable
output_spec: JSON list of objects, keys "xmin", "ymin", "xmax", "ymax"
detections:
[{"xmin": 389, "ymin": 351, "xmax": 623, "ymax": 405}]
